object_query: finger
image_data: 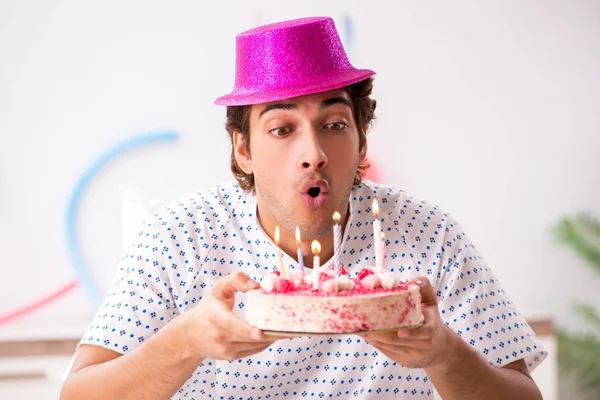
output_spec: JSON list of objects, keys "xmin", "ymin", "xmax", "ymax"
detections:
[
  {"xmin": 362, "ymin": 333, "xmax": 433, "ymax": 351},
  {"xmin": 364, "ymin": 340, "xmax": 411, "ymax": 357},
  {"xmin": 396, "ymin": 322, "xmax": 434, "ymax": 340},
  {"xmin": 358, "ymin": 332, "xmax": 397, "ymax": 344},
  {"xmin": 409, "ymin": 276, "xmax": 437, "ymax": 307},
  {"xmin": 215, "ymin": 342, "xmax": 273, "ymax": 361},
  {"xmin": 248, "ymin": 332, "xmax": 282, "ymax": 343},
  {"xmin": 232, "ymin": 333, "xmax": 280, "ymax": 344},
  {"xmin": 359, "ymin": 319, "xmax": 433, "ymax": 342},
  {"xmin": 363, "ymin": 329, "xmax": 431, "ymax": 343},
  {"xmin": 234, "ymin": 343, "xmax": 273, "ymax": 359},
  {"xmin": 360, "ymin": 332, "xmax": 418, "ymax": 346},
  {"xmin": 216, "ymin": 309, "xmax": 264, "ymax": 341},
  {"xmin": 229, "ymin": 341, "xmax": 275, "ymax": 352},
  {"xmin": 369, "ymin": 340, "xmax": 406, "ymax": 351},
  {"xmin": 211, "ymin": 271, "xmax": 260, "ymax": 300}
]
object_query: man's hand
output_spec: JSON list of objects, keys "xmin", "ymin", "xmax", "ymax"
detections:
[
  {"xmin": 181, "ymin": 271, "xmax": 279, "ymax": 360},
  {"xmin": 359, "ymin": 276, "xmax": 457, "ymax": 369}
]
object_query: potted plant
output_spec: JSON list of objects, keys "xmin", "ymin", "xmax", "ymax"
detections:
[{"xmin": 554, "ymin": 213, "xmax": 600, "ymax": 399}]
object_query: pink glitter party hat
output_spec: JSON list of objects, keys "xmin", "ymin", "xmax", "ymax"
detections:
[{"xmin": 214, "ymin": 17, "xmax": 375, "ymax": 106}]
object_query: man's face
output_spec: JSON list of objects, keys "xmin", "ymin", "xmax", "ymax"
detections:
[{"xmin": 234, "ymin": 88, "xmax": 366, "ymax": 240}]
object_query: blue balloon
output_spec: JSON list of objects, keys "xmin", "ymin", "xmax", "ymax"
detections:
[{"xmin": 66, "ymin": 131, "xmax": 178, "ymax": 305}]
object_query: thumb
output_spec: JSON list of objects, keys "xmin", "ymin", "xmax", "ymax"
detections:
[
  {"xmin": 409, "ymin": 276, "xmax": 437, "ymax": 307},
  {"xmin": 211, "ymin": 271, "xmax": 259, "ymax": 301}
]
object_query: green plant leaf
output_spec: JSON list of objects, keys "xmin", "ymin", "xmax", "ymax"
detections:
[
  {"xmin": 573, "ymin": 302, "xmax": 600, "ymax": 333},
  {"xmin": 557, "ymin": 329, "xmax": 600, "ymax": 392},
  {"xmin": 554, "ymin": 213, "xmax": 600, "ymax": 274},
  {"xmin": 554, "ymin": 213, "xmax": 600, "ymax": 395}
]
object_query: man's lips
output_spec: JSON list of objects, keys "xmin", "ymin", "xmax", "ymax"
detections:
[
  {"xmin": 299, "ymin": 179, "xmax": 329, "ymax": 194},
  {"xmin": 299, "ymin": 179, "xmax": 329, "ymax": 210},
  {"xmin": 301, "ymin": 192, "xmax": 328, "ymax": 209}
]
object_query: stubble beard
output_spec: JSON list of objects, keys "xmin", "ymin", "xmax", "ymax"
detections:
[{"xmin": 255, "ymin": 175, "xmax": 355, "ymax": 240}]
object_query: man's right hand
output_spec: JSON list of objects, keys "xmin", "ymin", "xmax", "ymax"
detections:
[
  {"xmin": 60, "ymin": 271, "xmax": 277, "ymax": 400},
  {"xmin": 181, "ymin": 271, "xmax": 278, "ymax": 360}
]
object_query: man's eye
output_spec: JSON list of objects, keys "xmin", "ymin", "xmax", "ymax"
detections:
[
  {"xmin": 269, "ymin": 127, "xmax": 291, "ymax": 137},
  {"xmin": 325, "ymin": 122, "xmax": 348, "ymax": 131}
]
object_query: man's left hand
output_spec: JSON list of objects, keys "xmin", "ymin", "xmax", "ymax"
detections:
[{"xmin": 359, "ymin": 276, "xmax": 457, "ymax": 369}]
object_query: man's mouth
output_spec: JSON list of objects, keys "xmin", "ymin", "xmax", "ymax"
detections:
[
  {"xmin": 300, "ymin": 179, "xmax": 329, "ymax": 210},
  {"xmin": 307, "ymin": 187, "xmax": 321, "ymax": 198},
  {"xmin": 300, "ymin": 179, "xmax": 329, "ymax": 195}
]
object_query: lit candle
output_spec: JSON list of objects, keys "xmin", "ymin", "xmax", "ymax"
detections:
[
  {"xmin": 332, "ymin": 211, "xmax": 342, "ymax": 277},
  {"xmin": 381, "ymin": 231, "xmax": 387, "ymax": 268},
  {"xmin": 296, "ymin": 226, "xmax": 304, "ymax": 271},
  {"xmin": 311, "ymin": 240, "xmax": 321, "ymax": 290},
  {"xmin": 373, "ymin": 199, "xmax": 383, "ymax": 274},
  {"xmin": 274, "ymin": 226, "xmax": 285, "ymax": 276}
]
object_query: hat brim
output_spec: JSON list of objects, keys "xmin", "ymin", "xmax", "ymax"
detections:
[{"xmin": 214, "ymin": 69, "xmax": 375, "ymax": 106}]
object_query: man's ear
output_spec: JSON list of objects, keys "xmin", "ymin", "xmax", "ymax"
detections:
[{"xmin": 233, "ymin": 131, "xmax": 253, "ymax": 174}]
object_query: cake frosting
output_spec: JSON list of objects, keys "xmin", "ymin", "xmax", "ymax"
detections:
[{"xmin": 245, "ymin": 266, "xmax": 424, "ymax": 333}]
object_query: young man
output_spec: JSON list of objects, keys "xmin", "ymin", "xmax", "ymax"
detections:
[{"xmin": 60, "ymin": 17, "xmax": 546, "ymax": 400}]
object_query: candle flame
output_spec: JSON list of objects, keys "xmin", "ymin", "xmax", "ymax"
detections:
[
  {"xmin": 372, "ymin": 199, "xmax": 379, "ymax": 217},
  {"xmin": 311, "ymin": 240, "xmax": 321, "ymax": 255},
  {"xmin": 332, "ymin": 211, "xmax": 341, "ymax": 222},
  {"xmin": 295, "ymin": 226, "xmax": 301, "ymax": 246},
  {"xmin": 274, "ymin": 225, "xmax": 280, "ymax": 244},
  {"xmin": 381, "ymin": 231, "xmax": 386, "ymax": 240}
]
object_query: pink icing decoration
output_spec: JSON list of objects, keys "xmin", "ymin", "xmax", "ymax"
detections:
[
  {"xmin": 261, "ymin": 279, "xmax": 408, "ymax": 297},
  {"xmin": 321, "ymin": 279, "xmax": 338, "ymax": 294},
  {"xmin": 263, "ymin": 263, "xmax": 409, "ymax": 296},
  {"xmin": 357, "ymin": 268, "xmax": 374, "ymax": 281},
  {"xmin": 275, "ymin": 279, "xmax": 293, "ymax": 293},
  {"xmin": 360, "ymin": 274, "xmax": 381, "ymax": 290}
]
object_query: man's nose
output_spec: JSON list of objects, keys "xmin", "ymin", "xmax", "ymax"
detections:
[{"xmin": 299, "ymin": 129, "xmax": 328, "ymax": 172}]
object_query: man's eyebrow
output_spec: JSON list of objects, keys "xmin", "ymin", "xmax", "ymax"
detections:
[
  {"xmin": 321, "ymin": 97, "xmax": 352, "ymax": 109},
  {"xmin": 259, "ymin": 103, "xmax": 297, "ymax": 118}
]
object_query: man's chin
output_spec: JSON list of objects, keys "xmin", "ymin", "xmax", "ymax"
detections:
[{"xmin": 293, "ymin": 209, "xmax": 335, "ymax": 235}]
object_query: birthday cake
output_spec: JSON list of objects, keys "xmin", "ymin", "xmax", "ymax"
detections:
[{"xmin": 245, "ymin": 266, "xmax": 424, "ymax": 334}]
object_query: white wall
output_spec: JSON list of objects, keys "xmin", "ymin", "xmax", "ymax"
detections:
[{"xmin": 1, "ymin": 0, "xmax": 598, "ymax": 351}]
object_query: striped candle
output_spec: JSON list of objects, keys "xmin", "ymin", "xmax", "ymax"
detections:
[
  {"xmin": 332, "ymin": 211, "xmax": 342, "ymax": 277},
  {"xmin": 295, "ymin": 226, "xmax": 304, "ymax": 271}
]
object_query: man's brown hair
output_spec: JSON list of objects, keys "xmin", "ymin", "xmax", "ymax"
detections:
[{"xmin": 225, "ymin": 77, "xmax": 377, "ymax": 192}]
